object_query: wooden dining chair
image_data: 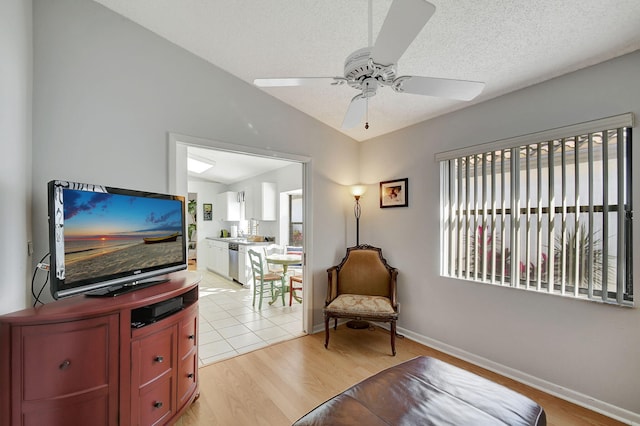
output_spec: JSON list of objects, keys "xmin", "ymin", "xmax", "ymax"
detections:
[
  {"xmin": 248, "ymin": 249, "xmax": 284, "ymax": 309},
  {"xmin": 289, "ymin": 275, "xmax": 303, "ymax": 306},
  {"xmin": 263, "ymin": 244, "xmax": 285, "ymax": 274}
]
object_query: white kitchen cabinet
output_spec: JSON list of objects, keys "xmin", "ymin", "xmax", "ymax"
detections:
[
  {"xmin": 213, "ymin": 240, "xmax": 229, "ymax": 277},
  {"xmin": 244, "ymin": 182, "xmax": 277, "ymax": 221},
  {"xmin": 205, "ymin": 239, "xmax": 229, "ymax": 277},
  {"xmin": 203, "ymin": 239, "xmax": 216, "ymax": 272},
  {"xmin": 238, "ymin": 245, "xmax": 248, "ymax": 286},
  {"xmin": 216, "ymin": 191, "xmax": 240, "ymax": 221}
]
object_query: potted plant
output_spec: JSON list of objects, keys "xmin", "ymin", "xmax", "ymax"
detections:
[{"xmin": 188, "ymin": 199, "xmax": 197, "ymax": 251}]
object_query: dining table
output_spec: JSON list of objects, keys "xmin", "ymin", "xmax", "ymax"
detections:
[{"xmin": 265, "ymin": 253, "xmax": 302, "ymax": 305}]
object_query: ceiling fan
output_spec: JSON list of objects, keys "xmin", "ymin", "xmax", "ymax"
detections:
[{"xmin": 254, "ymin": 0, "xmax": 485, "ymax": 130}]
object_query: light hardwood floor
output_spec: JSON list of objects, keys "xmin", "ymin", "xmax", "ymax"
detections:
[{"xmin": 177, "ymin": 325, "xmax": 625, "ymax": 426}]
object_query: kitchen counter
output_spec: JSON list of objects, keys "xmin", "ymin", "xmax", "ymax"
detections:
[
  {"xmin": 204, "ymin": 237, "xmax": 273, "ymax": 286},
  {"xmin": 206, "ymin": 237, "xmax": 270, "ymax": 246}
]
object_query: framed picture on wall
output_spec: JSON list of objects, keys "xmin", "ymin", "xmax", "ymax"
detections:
[
  {"xmin": 380, "ymin": 178, "xmax": 408, "ymax": 208},
  {"xmin": 203, "ymin": 203, "xmax": 212, "ymax": 221}
]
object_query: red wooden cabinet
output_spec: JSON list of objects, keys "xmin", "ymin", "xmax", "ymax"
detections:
[
  {"xmin": 0, "ymin": 271, "xmax": 200, "ymax": 426},
  {"xmin": 130, "ymin": 303, "xmax": 198, "ymax": 425}
]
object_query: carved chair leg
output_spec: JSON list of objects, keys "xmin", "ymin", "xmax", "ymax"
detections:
[
  {"xmin": 333, "ymin": 318, "xmax": 337, "ymax": 330},
  {"xmin": 390, "ymin": 320, "xmax": 397, "ymax": 356},
  {"xmin": 324, "ymin": 314, "xmax": 330, "ymax": 349}
]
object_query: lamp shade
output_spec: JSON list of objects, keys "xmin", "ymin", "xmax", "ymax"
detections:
[{"xmin": 351, "ymin": 185, "xmax": 367, "ymax": 197}]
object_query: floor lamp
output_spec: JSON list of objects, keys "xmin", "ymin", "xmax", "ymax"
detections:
[
  {"xmin": 351, "ymin": 185, "xmax": 366, "ymax": 245},
  {"xmin": 348, "ymin": 185, "xmax": 369, "ymax": 329}
]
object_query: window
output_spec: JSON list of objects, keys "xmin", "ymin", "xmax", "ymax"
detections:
[
  {"xmin": 289, "ymin": 194, "xmax": 303, "ymax": 247},
  {"xmin": 437, "ymin": 114, "xmax": 633, "ymax": 306}
]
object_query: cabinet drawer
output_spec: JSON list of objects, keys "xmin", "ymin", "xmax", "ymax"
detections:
[
  {"xmin": 177, "ymin": 352, "xmax": 197, "ymax": 406},
  {"xmin": 22, "ymin": 393, "xmax": 109, "ymax": 426},
  {"xmin": 138, "ymin": 375, "xmax": 174, "ymax": 426},
  {"xmin": 178, "ymin": 308, "xmax": 197, "ymax": 357},
  {"xmin": 135, "ymin": 327, "xmax": 174, "ymax": 386},
  {"xmin": 20, "ymin": 317, "xmax": 112, "ymax": 401}
]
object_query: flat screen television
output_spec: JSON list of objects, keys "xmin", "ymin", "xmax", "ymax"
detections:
[{"xmin": 48, "ymin": 180, "xmax": 187, "ymax": 299}]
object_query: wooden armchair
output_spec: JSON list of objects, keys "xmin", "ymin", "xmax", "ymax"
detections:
[{"xmin": 324, "ymin": 245, "xmax": 399, "ymax": 355}]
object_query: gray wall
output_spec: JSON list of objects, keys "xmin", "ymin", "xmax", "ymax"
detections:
[
  {"xmin": 0, "ymin": 0, "xmax": 32, "ymax": 314},
  {"xmin": 9, "ymin": 0, "xmax": 637, "ymax": 421},
  {"xmin": 187, "ymin": 180, "xmax": 227, "ymax": 259},
  {"xmin": 360, "ymin": 51, "xmax": 640, "ymax": 419},
  {"xmin": 31, "ymin": 0, "xmax": 359, "ymax": 312}
]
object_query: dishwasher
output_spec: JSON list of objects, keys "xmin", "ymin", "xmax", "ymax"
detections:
[{"xmin": 228, "ymin": 243, "xmax": 239, "ymax": 282}]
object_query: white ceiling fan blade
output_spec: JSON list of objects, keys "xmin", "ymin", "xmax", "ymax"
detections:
[
  {"xmin": 372, "ymin": 0, "xmax": 436, "ymax": 66},
  {"xmin": 396, "ymin": 76, "xmax": 485, "ymax": 101},
  {"xmin": 254, "ymin": 77, "xmax": 341, "ymax": 87},
  {"xmin": 341, "ymin": 95, "xmax": 367, "ymax": 129}
]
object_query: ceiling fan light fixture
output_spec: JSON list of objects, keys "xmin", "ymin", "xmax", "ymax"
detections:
[{"xmin": 361, "ymin": 78, "xmax": 378, "ymax": 98}]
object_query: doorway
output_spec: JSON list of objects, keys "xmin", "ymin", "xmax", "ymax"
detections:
[{"xmin": 168, "ymin": 133, "xmax": 312, "ymax": 365}]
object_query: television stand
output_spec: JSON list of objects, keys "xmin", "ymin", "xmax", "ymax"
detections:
[
  {"xmin": 84, "ymin": 278, "xmax": 169, "ymax": 297},
  {"xmin": 0, "ymin": 271, "xmax": 200, "ymax": 425}
]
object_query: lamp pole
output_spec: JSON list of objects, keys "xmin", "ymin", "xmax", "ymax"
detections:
[
  {"xmin": 348, "ymin": 187, "xmax": 369, "ymax": 329},
  {"xmin": 354, "ymin": 195, "xmax": 361, "ymax": 245}
]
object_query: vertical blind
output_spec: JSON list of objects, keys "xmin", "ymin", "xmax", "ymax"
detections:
[{"xmin": 437, "ymin": 114, "xmax": 634, "ymax": 306}]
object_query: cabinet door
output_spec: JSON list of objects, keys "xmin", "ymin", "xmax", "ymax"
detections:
[
  {"xmin": 238, "ymin": 247, "xmax": 247, "ymax": 285},
  {"xmin": 219, "ymin": 246, "xmax": 229, "ymax": 277},
  {"xmin": 214, "ymin": 241, "xmax": 229, "ymax": 277},
  {"xmin": 15, "ymin": 314, "xmax": 119, "ymax": 425},
  {"xmin": 22, "ymin": 394, "xmax": 110, "ymax": 426},
  {"xmin": 177, "ymin": 306, "xmax": 198, "ymax": 407},
  {"xmin": 131, "ymin": 325, "xmax": 176, "ymax": 425},
  {"xmin": 244, "ymin": 182, "xmax": 277, "ymax": 221},
  {"xmin": 178, "ymin": 307, "xmax": 197, "ymax": 358},
  {"xmin": 216, "ymin": 192, "xmax": 240, "ymax": 221},
  {"xmin": 242, "ymin": 185, "xmax": 254, "ymax": 220},
  {"xmin": 259, "ymin": 182, "xmax": 277, "ymax": 221},
  {"xmin": 133, "ymin": 327, "xmax": 175, "ymax": 388},
  {"xmin": 138, "ymin": 374, "xmax": 174, "ymax": 426},
  {"xmin": 177, "ymin": 353, "xmax": 197, "ymax": 407},
  {"xmin": 204, "ymin": 240, "xmax": 215, "ymax": 272}
]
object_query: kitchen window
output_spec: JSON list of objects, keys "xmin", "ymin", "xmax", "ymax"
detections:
[
  {"xmin": 289, "ymin": 194, "xmax": 303, "ymax": 247},
  {"xmin": 437, "ymin": 113, "xmax": 633, "ymax": 306}
]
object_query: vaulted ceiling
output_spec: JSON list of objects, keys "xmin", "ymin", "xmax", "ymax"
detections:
[{"xmin": 94, "ymin": 0, "xmax": 640, "ymax": 141}]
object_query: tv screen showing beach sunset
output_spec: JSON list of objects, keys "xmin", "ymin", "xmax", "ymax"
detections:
[{"xmin": 61, "ymin": 188, "xmax": 184, "ymax": 284}]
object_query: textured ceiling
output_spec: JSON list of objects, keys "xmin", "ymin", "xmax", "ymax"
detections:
[{"xmin": 94, "ymin": 0, "xmax": 640, "ymax": 141}]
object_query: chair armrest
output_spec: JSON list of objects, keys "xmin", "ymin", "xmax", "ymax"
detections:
[
  {"xmin": 389, "ymin": 267, "xmax": 398, "ymax": 309},
  {"xmin": 326, "ymin": 266, "xmax": 339, "ymax": 305}
]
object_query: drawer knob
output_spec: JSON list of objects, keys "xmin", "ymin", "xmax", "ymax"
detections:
[
  {"xmin": 153, "ymin": 401, "xmax": 163, "ymax": 409},
  {"xmin": 187, "ymin": 373, "xmax": 194, "ymax": 379},
  {"xmin": 154, "ymin": 355, "xmax": 164, "ymax": 363},
  {"xmin": 188, "ymin": 334, "xmax": 195, "ymax": 340},
  {"xmin": 59, "ymin": 359, "xmax": 71, "ymax": 370}
]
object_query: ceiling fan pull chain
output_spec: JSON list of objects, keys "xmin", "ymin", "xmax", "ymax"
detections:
[{"xmin": 365, "ymin": 96, "xmax": 369, "ymax": 130}]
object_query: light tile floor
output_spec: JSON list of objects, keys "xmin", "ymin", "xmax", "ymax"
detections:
[{"xmin": 197, "ymin": 269, "xmax": 304, "ymax": 367}]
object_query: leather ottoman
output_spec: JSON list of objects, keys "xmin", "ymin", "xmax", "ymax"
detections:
[{"xmin": 294, "ymin": 356, "xmax": 546, "ymax": 425}]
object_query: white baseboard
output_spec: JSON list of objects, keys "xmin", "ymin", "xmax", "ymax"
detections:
[{"xmin": 309, "ymin": 321, "xmax": 639, "ymax": 425}]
